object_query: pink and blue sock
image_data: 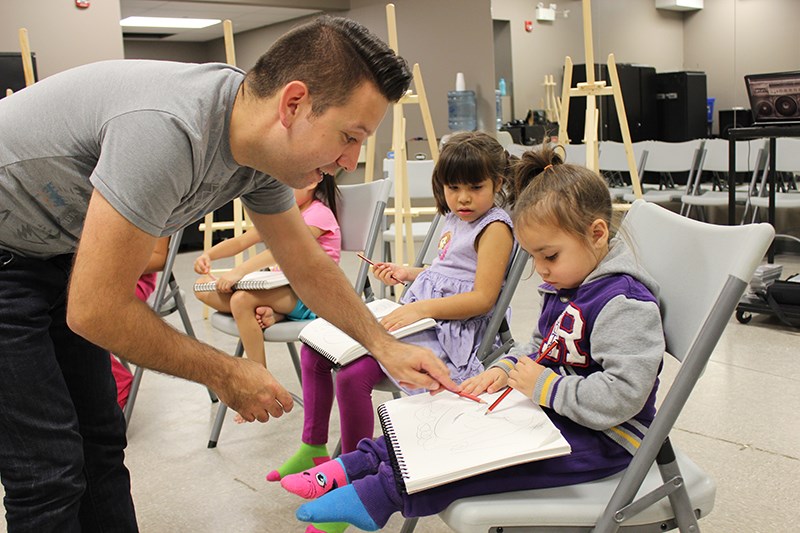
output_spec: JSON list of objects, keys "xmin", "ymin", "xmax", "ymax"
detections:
[
  {"xmin": 281, "ymin": 458, "xmax": 348, "ymax": 500},
  {"xmin": 296, "ymin": 485, "xmax": 378, "ymax": 532}
]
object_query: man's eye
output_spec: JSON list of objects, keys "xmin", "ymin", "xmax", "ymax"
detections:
[{"xmin": 545, "ymin": 253, "xmax": 558, "ymax": 261}]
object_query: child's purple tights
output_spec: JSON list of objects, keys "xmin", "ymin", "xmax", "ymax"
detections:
[{"xmin": 300, "ymin": 344, "xmax": 386, "ymax": 453}]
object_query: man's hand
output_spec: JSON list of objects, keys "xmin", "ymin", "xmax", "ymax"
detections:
[
  {"xmin": 375, "ymin": 339, "xmax": 459, "ymax": 393},
  {"xmin": 216, "ymin": 358, "xmax": 294, "ymax": 422}
]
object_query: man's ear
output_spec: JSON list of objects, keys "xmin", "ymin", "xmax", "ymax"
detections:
[
  {"xmin": 590, "ymin": 218, "xmax": 610, "ymax": 248},
  {"xmin": 278, "ymin": 81, "xmax": 310, "ymax": 128}
]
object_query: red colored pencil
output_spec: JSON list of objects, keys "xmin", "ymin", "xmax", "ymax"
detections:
[
  {"xmin": 454, "ymin": 390, "xmax": 486, "ymax": 404},
  {"xmin": 484, "ymin": 386, "xmax": 513, "ymax": 415},
  {"xmin": 356, "ymin": 253, "xmax": 407, "ymax": 286},
  {"xmin": 484, "ymin": 341, "xmax": 559, "ymax": 415}
]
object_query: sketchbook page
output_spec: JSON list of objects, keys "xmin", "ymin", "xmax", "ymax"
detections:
[
  {"xmin": 378, "ymin": 389, "xmax": 571, "ymax": 494},
  {"xmin": 298, "ymin": 299, "xmax": 436, "ymax": 366}
]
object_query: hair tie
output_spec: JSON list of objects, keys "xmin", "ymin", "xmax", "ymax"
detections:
[{"xmin": 543, "ymin": 164, "xmax": 553, "ymax": 172}]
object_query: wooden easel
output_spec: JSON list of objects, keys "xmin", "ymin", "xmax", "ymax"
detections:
[
  {"xmin": 364, "ymin": 3, "xmax": 438, "ymax": 274},
  {"xmin": 542, "ymin": 74, "xmax": 560, "ymax": 124},
  {"xmin": 197, "ymin": 19, "xmax": 256, "ymax": 317},
  {"xmin": 6, "ymin": 28, "xmax": 36, "ymax": 96},
  {"xmin": 556, "ymin": 0, "xmax": 642, "ymax": 200}
]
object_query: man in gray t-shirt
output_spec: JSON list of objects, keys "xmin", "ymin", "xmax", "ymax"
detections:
[{"xmin": 0, "ymin": 16, "xmax": 456, "ymax": 531}]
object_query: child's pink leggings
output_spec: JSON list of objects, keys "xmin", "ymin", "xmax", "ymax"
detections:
[{"xmin": 300, "ymin": 344, "xmax": 386, "ymax": 453}]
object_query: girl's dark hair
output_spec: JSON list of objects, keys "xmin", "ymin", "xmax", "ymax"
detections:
[
  {"xmin": 313, "ymin": 173, "xmax": 340, "ymax": 220},
  {"xmin": 511, "ymin": 143, "xmax": 613, "ymax": 244},
  {"xmin": 246, "ymin": 16, "xmax": 412, "ymax": 116},
  {"xmin": 431, "ymin": 131, "xmax": 516, "ymax": 215}
]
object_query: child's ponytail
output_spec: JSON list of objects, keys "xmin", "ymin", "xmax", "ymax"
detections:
[{"xmin": 508, "ymin": 144, "xmax": 564, "ymax": 207}]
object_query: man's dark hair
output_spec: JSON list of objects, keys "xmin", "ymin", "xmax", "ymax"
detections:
[{"xmin": 246, "ymin": 15, "xmax": 412, "ymax": 115}]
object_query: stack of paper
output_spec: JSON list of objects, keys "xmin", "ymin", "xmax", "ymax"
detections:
[{"xmin": 748, "ymin": 263, "xmax": 783, "ymax": 293}]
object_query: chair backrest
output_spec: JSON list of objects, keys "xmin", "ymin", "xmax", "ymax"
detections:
[
  {"xmin": 699, "ymin": 137, "xmax": 752, "ymax": 173},
  {"xmin": 337, "ymin": 179, "xmax": 393, "ymax": 297},
  {"xmin": 775, "ymin": 137, "xmax": 800, "ymax": 173},
  {"xmin": 624, "ymin": 199, "xmax": 772, "ymax": 363},
  {"xmin": 638, "ymin": 139, "xmax": 705, "ymax": 173},
  {"xmin": 597, "ymin": 200, "xmax": 772, "ymax": 525},
  {"xmin": 598, "ymin": 140, "xmax": 649, "ymax": 173},
  {"xmin": 559, "ymin": 143, "xmax": 591, "ymax": 167},
  {"xmin": 382, "ymin": 159, "xmax": 435, "ymax": 200},
  {"xmin": 496, "ymin": 130, "xmax": 514, "ymax": 149}
]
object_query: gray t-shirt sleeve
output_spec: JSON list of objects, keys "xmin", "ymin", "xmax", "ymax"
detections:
[{"xmin": 90, "ymin": 110, "xmax": 194, "ymax": 236}]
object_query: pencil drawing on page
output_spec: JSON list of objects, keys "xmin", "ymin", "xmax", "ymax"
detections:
[{"xmin": 413, "ymin": 395, "xmax": 548, "ymax": 454}]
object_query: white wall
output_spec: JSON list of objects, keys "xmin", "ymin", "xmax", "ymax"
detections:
[
  {"xmin": 0, "ymin": 0, "xmax": 124, "ymax": 80},
  {"xmin": 684, "ymin": 0, "xmax": 800, "ymax": 129}
]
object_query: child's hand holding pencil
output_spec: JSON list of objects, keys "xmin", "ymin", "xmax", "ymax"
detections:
[
  {"xmin": 485, "ymin": 341, "xmax": 557, "ymax": 414},
  {"xmin": 357, "ymin": 254, "xmax": 408, "ymax": 286}
]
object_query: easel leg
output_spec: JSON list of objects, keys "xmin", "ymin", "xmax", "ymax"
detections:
[{"xmin": 607, "ymin": 54, "xmax": 642, "ymax": 199}]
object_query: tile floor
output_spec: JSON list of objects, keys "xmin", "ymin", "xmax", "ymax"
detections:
[{"xmin": 2, "ymin": 247, "xmax": 799, "ymax": 533}]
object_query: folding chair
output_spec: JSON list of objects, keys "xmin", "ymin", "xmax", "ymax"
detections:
[
  {"xmin": 622, "ymin": 140, "xmax": 706, "ymax": 205},
  {"xmin": 123, "ymin": 228, "xmax": 217, "ymax": 428},
  {"xmin": 598, "ymin": 140, "xmax": 650, "ymax": 202},
  {"xmin": 680, "ymin": 138, "xmax": 766, "ymax": 220},
  {"xmin": 431, "ymin": 199, "xmax": 773, "ymax": 533},
  {"xmin": 207, "ymin": 179, "xmax": 392, "ymax": 448},
  {"xmin": 746, "ymin": 138, "xmax": 800, "ymax": 230}
]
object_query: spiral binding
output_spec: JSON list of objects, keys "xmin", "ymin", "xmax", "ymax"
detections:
[
  {"xmin": 192, "ymin": 276, "xmax": 287, "ymax": 293},
  {"xmin": 377, "ymin": 403, "xmax": 410, "ymax": 496},
  {"xmin": 298, "ymin": 339, "xmax": 341, "ymax": 367}
]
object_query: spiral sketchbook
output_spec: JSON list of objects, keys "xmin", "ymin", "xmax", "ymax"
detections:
[
  {"xmin": 193, "ymin": 271, "xmax": 289, "ymax": 292},
  {"xmin": 378, "ymin": 388, "xmax": 571, "ymax": 494},
  {"xmin": 298, "ymin": 298, "xmax": 436, "ymax": 367}
]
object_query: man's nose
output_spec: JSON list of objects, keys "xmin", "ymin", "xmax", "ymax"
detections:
[{"xmin": 337, "ymin": 144, "xmax": 361, "ymax": 172}]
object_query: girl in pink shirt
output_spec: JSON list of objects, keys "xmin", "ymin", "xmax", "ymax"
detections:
[{"xmin": 194, "ymin": 174, "xmax": 341, "ymax": 381}]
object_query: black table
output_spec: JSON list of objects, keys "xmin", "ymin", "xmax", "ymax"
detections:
[{"xmin": 728, "ymin": 124, "xmax": 800, "ymax": 262}]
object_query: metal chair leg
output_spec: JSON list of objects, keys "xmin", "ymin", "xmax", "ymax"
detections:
[
  {"xmin": 207, "ymin": 340, "xmax": 244, "ymax": 448},
  {"xmin": 124, "ymin": 365, "xmax": 144, "ymax": 427}
]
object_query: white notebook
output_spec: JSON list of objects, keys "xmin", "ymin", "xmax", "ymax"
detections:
[
  {"xmin": 193, "ymin": 270, "xmax": 290, "ymax": 292},
  {"xmin": 377, "ymin": 388, "xmax": 571, "ymax": 494},
  {"xmin": 298, "ymin": 298, "xmax": 436, "ymax": 367}
]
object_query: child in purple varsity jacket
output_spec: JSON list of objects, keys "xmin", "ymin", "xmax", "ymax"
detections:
[{"xmin": 277, "ymin": 143, "xmax": 666, "ymax": 531}]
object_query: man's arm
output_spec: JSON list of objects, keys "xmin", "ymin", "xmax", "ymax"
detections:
[
  {"xmin": 67, "ymin": 190, "xmax": 293, "ymax": 422},
  {"xmin": 248, "ymin": 207, "xmax": 458, "ymax": 392}
]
